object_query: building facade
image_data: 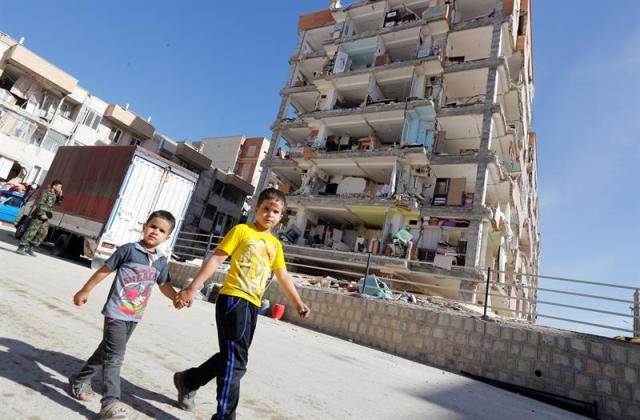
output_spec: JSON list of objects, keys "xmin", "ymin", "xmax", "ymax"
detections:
[
  {"xmin": 257, "ymin": 0, "xmax": 540, "ymax": 319},
  {"xmin": 0, "ymin": 33, "xmax": 155, "ymax": 184},
  {"xmin": 200, "ymin": 135, "xmax": 269, "ymax": 191}
]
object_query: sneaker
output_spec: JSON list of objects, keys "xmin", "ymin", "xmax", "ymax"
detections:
[
  {"xmin": 99, "ymin": 401, "xmax": 129, "ymax": 419},
  {"xmin": 16, "ymin": 245, "xmax": 27, "ymax": 255},
  {"xmin": 68, "ymin": 377, "xmax": 95, "ymax": 401},
  {"xmin": 25, "ymin": 246, "xmax": 36, "ymax": 257},
  {"xmin": 174, "ymin": 371, "xmax": 196, "ymax": 411}
]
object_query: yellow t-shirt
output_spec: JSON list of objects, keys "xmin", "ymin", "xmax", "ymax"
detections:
[{"xmin": 217, "ymin": 224, "xmax": 286, "ymax": 307}]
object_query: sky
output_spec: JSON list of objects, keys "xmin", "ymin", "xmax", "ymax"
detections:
[{"xmin": 1, "ymin": 1, "xmax": 639, "ymax": 335}]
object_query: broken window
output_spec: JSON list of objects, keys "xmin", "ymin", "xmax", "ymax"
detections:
[
  {"xmin": 41, "ymin": 130, "xmax": 67, "ymax": 153},
  {"xmin": 431, "ymin": 177, "xmax": 470, "ymax": 207},
  {"xmin": 82, "ymin": 109, "xmax": 101, "ymax": 130},
  {"xmin": 108, "ymin": 127, "xmax": 122, "ymax": 143},
  {"xmin": 212, "ymin": 180, "xmax": 224, "ymax": 196},
  {"xmin": 39, "ymin": 93, "xmax": 60, "ymax": 121},
  {"xmin": 30, "ymin": 129, "xmax": 45, "ymax": 146},
  {"xmin": 59, "ymin": 100, "xmax": 78, "ymax": 120},
  {"xmin": 14, "ymin": 119, "xmax": 33, "ymax": 139},
  {"xmin": 246, "ymin": 144, "xmax": 256, "ymax": 157}
]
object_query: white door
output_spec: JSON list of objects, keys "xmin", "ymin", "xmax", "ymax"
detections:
[
  {"xmin": 151, "ymin": 169, "xmax": 195, "ymax": 252},
  {"xmin": 103, "ymin": 156, "xmax": 165, "ymax": 248}
]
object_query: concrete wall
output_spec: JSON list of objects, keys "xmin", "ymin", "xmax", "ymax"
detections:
[
  {"xmin": 264, "ymin": 284, "xmax": 640, "ymax": 420},
  {"xmin": 200, "ymin": 136, "xmax": 243, "ymax": 173}
]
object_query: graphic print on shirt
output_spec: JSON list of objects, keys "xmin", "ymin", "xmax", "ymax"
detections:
[
  {"xmin": 236, "ymin": 238, "xmax": 277, "ymax": 294},
  {"xmin": 116, "ymin": 263, "xmax": 158, "ymax": 317}
]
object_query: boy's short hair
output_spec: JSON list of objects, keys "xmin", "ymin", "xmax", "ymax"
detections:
[
  {"xmin": 146, "ymin": 210, "xmax": 176, "ymax": 233},
  {"xmin": 51, "ymin": 180, "xmax": 62, "ymax": 187},
  {"xmin": 257, "ymin": 188, "xmax": 286, "ymax": 208}
]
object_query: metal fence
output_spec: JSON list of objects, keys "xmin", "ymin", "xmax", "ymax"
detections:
[
  {"xmin": 171, "ymin": 231, "xmax": 639, "ymax": 339},
  {"xmin": 172, "ymin": 231, "xmax": 223, "ymax": 260}
]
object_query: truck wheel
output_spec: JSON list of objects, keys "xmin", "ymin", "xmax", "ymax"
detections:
[
  {"xmin": 52, "ymin": 234, "xmax": 70, "ymax": 257},
  {"xmin": 66, "ymin": 236, "xmax": 84, "ymax": 260},
  {"xmin": 14, "ymin": 218, "xmax": 29, "ymax": 239}
]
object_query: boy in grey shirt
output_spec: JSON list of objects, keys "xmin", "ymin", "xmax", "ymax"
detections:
[{"xmin": 69, "ymin": 210, "xmax": 179, "ymax": 419}]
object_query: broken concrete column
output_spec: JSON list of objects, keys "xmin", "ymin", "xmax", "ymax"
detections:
[
  {"xmin": 381, "ymin": 210, "xmax": 404, "ymax": 248},
  {"xmin": 294, "ymin": 207, "xmax": 308, "ymax": 245},
  {"xmin": 465, "ymin": 2, "xmax": 504, "ymax": 269},
  {"xmin": 465, "ymin": 219, "xmax": 482, "ymax": 269}
]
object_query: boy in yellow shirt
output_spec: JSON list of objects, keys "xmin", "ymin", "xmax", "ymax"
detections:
[{"xmin": 173, "ymin": 188, "xmax": 310, "ymax": 419}]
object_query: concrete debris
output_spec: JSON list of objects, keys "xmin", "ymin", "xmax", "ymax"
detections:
[{"xmin": 309, "ymin": 275, "xmax": 336, "ymax": 288}]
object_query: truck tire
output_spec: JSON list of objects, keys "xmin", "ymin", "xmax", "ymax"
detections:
[
  {"xmin": 14, "ymin": 217, "xmax": 29, "ymax": 239},
  {"xmin": 67, "ymin": 236, "xmax": 84, "ymax": 260},
  {"xmin": 52, "ymin": 234, "xmax": 70, "ymax": 257}
]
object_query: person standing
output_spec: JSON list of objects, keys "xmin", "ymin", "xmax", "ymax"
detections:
[
  {"xmin": 16, "ymin": 180, "xmax": 63, "ymax": 256},
  {"xmin": 172, "ymin": 188, "xmax": 310, "ymax": 420},
  {"xmin": 69, "ymin": 210, "xmax": 180, "ymax": 419}
]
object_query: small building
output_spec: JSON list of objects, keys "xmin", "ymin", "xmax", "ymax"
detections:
[{"xmin": 200, "ymin": 135, "xmax": 270, "ymax": 192}]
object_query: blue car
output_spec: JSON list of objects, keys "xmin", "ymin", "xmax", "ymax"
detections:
[{"xmin": 0, "ymin": 191, "xmax": 26, "ymax": 223}]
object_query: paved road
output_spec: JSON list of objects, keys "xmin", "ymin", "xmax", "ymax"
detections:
[{"xmin": 0, "ymin": 224, "xmax": 584, "ymax": 419}]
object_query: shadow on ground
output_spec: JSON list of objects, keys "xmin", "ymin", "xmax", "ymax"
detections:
[
  {"xmin": 0, "ymin": 226, "xmax": 90, "ymax": 268},
  {"xmin": 0, "ymin": 337, "xmax": 180, "ymax": 419}
]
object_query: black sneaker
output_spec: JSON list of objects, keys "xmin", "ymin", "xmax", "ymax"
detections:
[
  {"xmin": 174, "ymin": 371, "xmax": 196, "ymax": 411},
  {"xmin": 16, "ymin": 245, "xmax": 27, "ymax": 255},
  {"xmin": 25, "ymin": 246, "xmax": 36, "ymax": 257}
]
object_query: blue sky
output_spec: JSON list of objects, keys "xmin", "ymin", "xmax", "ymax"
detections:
[{"xmin": 2, "ymin": 1, "xmax": 638, "ymax": 335}]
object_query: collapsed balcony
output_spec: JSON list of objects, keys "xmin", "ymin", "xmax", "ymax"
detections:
[
  {"xmin": 281, "ymin": 198, "xmax": 472, "ymax": 271},
  {"xmin": 435, "ymin": 102, "xmax": 503, "ymax": 147},
  {"xmin": 326, "ymin": 25, "xmax": 444, "ymax": 77},
  {"xmin": 329, "ymin": 1, "xmax": 451, "ymax": 43},
  {"xmin": 275, "ymin": 101, "xmax": 437, "ymax": 159},
  {"xmin": 298, "ymin": 23, "xmax": 334, "ymax": 57},
  {"xmin": 446, "ymin": 21, "xmax": 512, "ymax": 64},
  {"xmin": 0, "ymin": 64, "xmax": 79, "ymax": 128}
]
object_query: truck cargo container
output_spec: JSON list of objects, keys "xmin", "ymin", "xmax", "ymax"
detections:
[{"xmin": 15, "ymin": 145, "xmax": 197, "ymax": 266}]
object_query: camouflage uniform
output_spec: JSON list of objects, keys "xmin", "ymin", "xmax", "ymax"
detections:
[{"xmin": 20, "ymin": 190, "xmax": 59, "ymax": 247}]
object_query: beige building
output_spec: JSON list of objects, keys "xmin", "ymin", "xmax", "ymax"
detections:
[
  {"xmin": 0, "ymin": 33, "xmax": 154, "ymax": 183},
  {"xmin": 200, "ymin": 135, "xmax": 270, "ymax": 191},
  {"xmin": 258, "ymin": 0, "xmax": 540, "ymax": 320}
]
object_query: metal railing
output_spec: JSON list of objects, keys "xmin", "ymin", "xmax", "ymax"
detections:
[
  {"xmin": 170, "ymin": 231, "xmax": 639, "ymax": 338},
  {"xmin": 172, "ymin": 231, "xmax": 222, "ymax": 260}
]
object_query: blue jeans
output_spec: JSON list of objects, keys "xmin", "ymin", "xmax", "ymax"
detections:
[{"xmin": 72, "ymin": 317, "xmax": 137, "ymax": 406}]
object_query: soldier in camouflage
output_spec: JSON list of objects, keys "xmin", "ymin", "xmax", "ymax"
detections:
[{"xmin": 17, "ymin": 180, "xmax": 63, "ymax": 256}]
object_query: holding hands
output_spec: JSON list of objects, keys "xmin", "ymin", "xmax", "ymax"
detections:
[{"xmin": 173, "ymin": 288, "xmax": 196, "ymax": 309}]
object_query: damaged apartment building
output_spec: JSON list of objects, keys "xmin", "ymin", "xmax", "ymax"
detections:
[
  {"xmin": 0, "ymin": 33, "xmax": 156, "ymax": 183},
  {"xmin": 258, "ymin": 0, "xmax": 540, "ymax": 320}
]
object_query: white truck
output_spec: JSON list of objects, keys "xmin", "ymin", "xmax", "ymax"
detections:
[{"xmin": 15, "ymin": 145, "xmax": 197, "ymax": 266}]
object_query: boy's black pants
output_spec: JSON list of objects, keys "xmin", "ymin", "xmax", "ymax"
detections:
[{"xmin": 183, "ymin": 294, "xmax": 258, "ymax": 420}]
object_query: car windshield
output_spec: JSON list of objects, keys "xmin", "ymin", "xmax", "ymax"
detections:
[{"xmin": 0, "ymin": 195, "xmax": 23, "ymax": 206}]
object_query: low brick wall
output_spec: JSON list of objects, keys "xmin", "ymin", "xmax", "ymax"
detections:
[
  {"xmin": 168, "ymin": 260, "xmax": 200, "ymax": 288},
  {"xmin": 168, "ymin": 260, "xmax": 226, "ymax": 289},
  {"xmin": 264, "ymin": 284, "xmax": 640, "ymax": 419}
]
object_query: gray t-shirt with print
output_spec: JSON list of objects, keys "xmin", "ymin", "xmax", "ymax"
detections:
[{"xmin": 101, "ymin": 241, "xmax": 171, "ymax": 322}]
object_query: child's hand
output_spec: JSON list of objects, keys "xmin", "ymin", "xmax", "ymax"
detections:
[
  {"xmin": 173, "ymin": 296, "xmax": 188, "ymax": 309},
  {"xmin": 297, "ymin": 303, "xmax": 311, "ymax": 319},
  {"xmin": 73, "ymin": 290, "xmax": 89, "ymax": 306},
  {"xmin": 175, "ymin": 289, "xmax": 196, "ymax": 308}
]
